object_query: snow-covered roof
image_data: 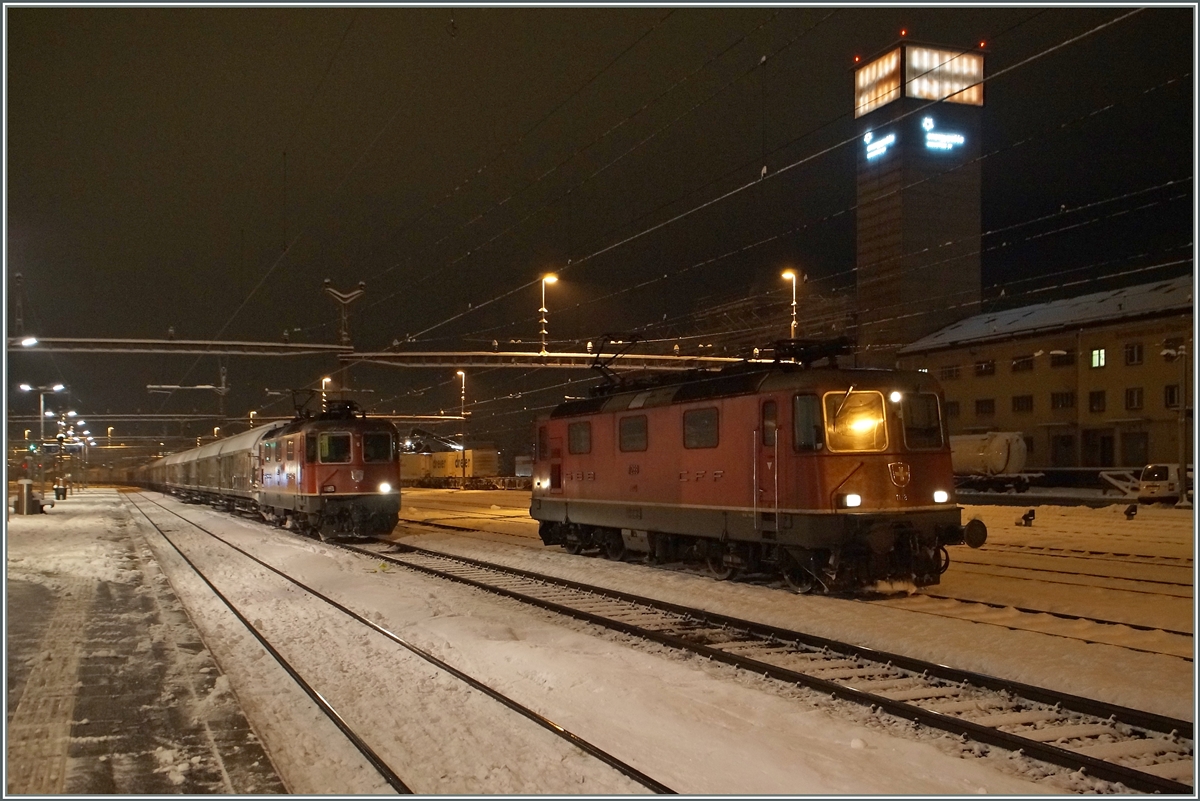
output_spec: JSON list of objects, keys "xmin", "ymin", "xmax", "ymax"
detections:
[{"xmin": 898, "ymin": 276, "xmax": 1194, "ymax": 354}]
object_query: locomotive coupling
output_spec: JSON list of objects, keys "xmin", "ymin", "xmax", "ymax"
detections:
[{"xmin": 963, "ymin": 518, "xmax": 987, "ymax": 548}]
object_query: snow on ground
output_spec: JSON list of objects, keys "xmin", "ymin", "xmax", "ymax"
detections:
[
  {"xmin": 140, "ymin": 494, "xmax": 1062, "ymax": 794},
  {"xmin": 394, "ymin": 491, "xmax": 1194, "ymax": 723}
]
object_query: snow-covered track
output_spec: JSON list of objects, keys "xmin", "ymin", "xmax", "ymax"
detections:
[
  {"xmin": 978, "ymin": 543, "xmax": 1193, "ymax": 569},
  {"xmin": 354, "ymin": 541, "xmax": 1194, "ymax": 794},
  {"xmin": 127, "ymin": 493, "xmax": 674, "ymax": 794}
]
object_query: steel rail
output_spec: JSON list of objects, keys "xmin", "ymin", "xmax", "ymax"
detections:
[
  {"xmin": 123, "ymin": 495, "xmax": 412, "ymax": 794},
  {"xmin": 135, "ymin": 493, "xmax": 674, "ymax": 795},
  {"xmin": 355, "ymin": 542, "xmax": 1192, "ymax": 794}
]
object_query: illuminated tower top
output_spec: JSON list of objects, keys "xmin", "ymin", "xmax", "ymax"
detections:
[{"xmin": 855, "ymin": 43, "xmax": 984, "ymax": 118}]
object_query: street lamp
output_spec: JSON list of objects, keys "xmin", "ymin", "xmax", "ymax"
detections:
[
  {"xmin": 781, "ymin": 270, "xmax": 803, "ymax": 340},
  {"xmin": 321, "ymin": 376, "xmax": 332, "ymax": 411},
  {"xmin": 456, "ymin": 370, "xmax": 467, "ymax": 487},
  {"xmin": 214, "ymin": 426, "xmax": 221, "ymax": 439},
  {"xmin": 540, "ymin": 274, "xmax": 558, "ymax": 355},
  {"xmin": 19, "ymin": 383, "xmax": 65, "ymax": 493},
  {"xmin": 108, "ymin": 426, "xmax": 114, "ymax": 443},
  {"xmin": 249, "ymin": 411, "xmax": 257, "ymax": 427}
]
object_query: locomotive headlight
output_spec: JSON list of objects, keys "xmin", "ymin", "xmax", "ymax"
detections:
[
  {"xmin": 379, "ymin": 482, "xmax": 392, "ymax": 493},
  {"xmin": 841, "ymin": 493, "xmax": 862, "ymax": 508},
  {"xmin": 889, "ymin": 390, "xmax": 902, "ymax": 403},
  {"xmin": 933, "ymin": 490, "xmax": 949, "ymax": 503}
]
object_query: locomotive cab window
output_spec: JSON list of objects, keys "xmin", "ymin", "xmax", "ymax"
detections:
[
  {"xmin": 683, "ymin": 407, "xmax": 719, "ymax": 449},
  {"xmin": 567, "ymin": 422, "xmax": 591, "ymax": 454},
  {"xmin": 902, "ymin": 393, "xmax": 944, "ymax": 449},
  {"xmin": 823, "ymin": 390, "xmax": 887, "ymax": 452},
  {"xmin": 761, "ymin": 401, "xmax": 777, "ymax": 447},
  {"xmin": 538, "ymin": 426, "xmax": 549, "ymax": 461},
  {"xmin": 363, "ymin": 433, "xmax": 393, "ymax": 462},
  {"xmin": 793, "ymin": 394, "xmax": 824, "ymax": 452},
  {"xmin": 619, "ymin": 415, "xmax": 648, "ymax": 452},
  {"xmin": 319, "ymin": 433, "xmax": 352, "ymax": 463},
  {"xmin": 305, "ymin": 435, "xmax": 317, "ymax": 463}
]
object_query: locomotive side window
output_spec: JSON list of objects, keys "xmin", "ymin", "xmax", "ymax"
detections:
[
  {"xmin": 823, "ymin": 391, "xmax": 888, "ymax": 452},
  {"xmin": 363, "ymin": 433, "xmax": 393, "ymax": 462},
  {"xmin": 762, "ymin": 401, "xmax": 777, "ymax": 446},
  {"xmin": 305, "ymin": 435, "xmax": 317, "ymax": 463},
  {"xmin": 567, "ymin": 422, "xmax": 591, "ymax": 454},
  {"xmin": 286, "ymin": 439, "xmax": 295, "ymax": 461},
  {"xmin": 619, "ymin": 415, "xmax": 648, "ymax": 452},
  {"xmin": 683, "ymin": 408, "xmax": 719, "ymax": 449},
  {"xmin": 319, "ymin": 433, "xmax": 352, "ymax": 463},
  {"xmin": 902, "ymin": 393, "xmax": 944, "ymax": 449},
  {"xmin": 538, "ymin": 426, "xmax": 549, "ymax": 460},
  {"xmin": 793, "ymin": 395, "xmax": 824, "ymax": 451}
]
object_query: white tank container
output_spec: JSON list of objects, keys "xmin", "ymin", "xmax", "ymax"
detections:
[{"xmin": 950, "ymin": 432, "xmax": 1027, "ymax": 476}]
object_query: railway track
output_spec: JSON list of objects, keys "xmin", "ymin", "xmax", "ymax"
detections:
[
  {"xmin": 978, "ymin": 543, "xmax": 1193, "ymax": 569},
  {"xmin": 347, "ymin": 540, "xmax": 1193, "ymax": 794},
  {"xmin": 125, "ymin": 493, "xmax": 673, "ymax": 794}
]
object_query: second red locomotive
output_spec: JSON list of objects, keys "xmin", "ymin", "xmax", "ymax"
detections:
[{"xmin": 530, "ymin": 352, "xmax": 986, "ymax": 593}]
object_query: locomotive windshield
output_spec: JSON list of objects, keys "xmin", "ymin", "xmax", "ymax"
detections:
[
  {"xmin": 901, "ymin": 393, "xmax": 944, "ymax": 449},
  {"xmin": 823, "ymin": 391, "xmax": 887, "ymax": 452},
  {"xmin": 319, "ymin": 433, "xmax": 352, "ymax": 463},
  {"xmin": 362, "ymin": 433, "xmax": 394, "ymax": 462}
]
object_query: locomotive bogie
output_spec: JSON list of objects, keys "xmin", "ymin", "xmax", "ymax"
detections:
[{"xmin": 531, "ymin": 365, "xmax": 986, "ymax": 593}]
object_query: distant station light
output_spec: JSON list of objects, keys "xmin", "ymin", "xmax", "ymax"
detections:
[{"xmin": 20, "ymin": 337, "xmax": 37, "ymax": 347}]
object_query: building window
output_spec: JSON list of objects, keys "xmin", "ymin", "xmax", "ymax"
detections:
[
  {"xmin": 937, "ymin": 365, "xmax": 961, "ymax": 380},
  {"xmin": 1088, "ymin": 390, "xmax": 1106, "ymax": 413},
  {"xmin": 683, "ymin": 408, "xmax": 719, "ymax": 449},
  {"xmin": 1012, "ymin": 395, "xmax": 1034, "ymax": 413},
  {"xmin": 619, "ymin": 415, "xmax": 648, "ymax": 452},
  {"xmin": 1051, "ymin": 391, "xmax": 1076, "ymax": 410},
  {"xmin": 974, "ymin": 360, "xmax": 996, "ymax": 377},
  {"xmin": 1050, "ymin": 350, "xmax": 1076, "ymax": 367},
  {"xmin": 975, "ymin": 398, "xmax": 995, "ymax": 416},
  {"xmin": 1011, "ymin": 355, "xmax": 1034, "ymax": 372},
  {"xmin": 1165, "ymin": 384, "xmax": 1181, "ymax": 409},
  {"xmin": 1090, "ymin": 348, "xmax": 1106, "ymax": 368},
  {"xmin": 944, "ymin": 400, "xmax": 960, "ymax": 418},
  {"xmin": 567, "ymin": 421, "xmax": 592, "ymax": 454},
  {"xmin": 1124, "ymin": 387, "xmax": 1144, "ymax": 411},
  {"xmin": 1121, "ymin": 432, "xmax": 1149, "ymax": 467},
  {"xmin": 1124, "ymin": 342, "xmax": 1143, "ymax": 366}
]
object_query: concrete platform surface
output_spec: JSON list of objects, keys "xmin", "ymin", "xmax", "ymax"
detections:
[{"xmin": 6, "ymin": 489, "xmax": 285, "ymax": 794}]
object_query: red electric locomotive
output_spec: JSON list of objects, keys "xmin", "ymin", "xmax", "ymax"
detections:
[
  {"xmin": 144, "ymin": 400, "xmax": 401, "ymax": 540},
  {"xmin": 256, "ymin": 400, "xmax": 401, "ymax": 538},
  {"xmin": 530, "ymin": 347, "xmax": 986, "ymax": 593}
]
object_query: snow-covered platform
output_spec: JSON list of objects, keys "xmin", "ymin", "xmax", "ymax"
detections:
[{"xmin": 5, "ymin": 489, "xmax": 284, "ymax": 794}]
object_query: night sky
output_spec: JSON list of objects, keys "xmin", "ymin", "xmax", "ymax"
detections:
[{"xmin": 5, "ymin": 7, "xmax": 1194, "ymax": 466}]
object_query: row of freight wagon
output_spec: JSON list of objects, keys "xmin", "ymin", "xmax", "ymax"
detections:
[{"xmin": 400, "ymin": 448, "xmax": 499, "ymax": 481}]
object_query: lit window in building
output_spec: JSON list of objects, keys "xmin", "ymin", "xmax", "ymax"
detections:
[
  {"xmin": 854, "ymin": 48, "xmax": 901, "ymax": 117},
  {"xmin": 904, "ymin": 46, "xmax": 983, "ymax": 106},
  {"xmin": 1090, "ymin": 348, "xmax": 1106, "ymax": 368}
]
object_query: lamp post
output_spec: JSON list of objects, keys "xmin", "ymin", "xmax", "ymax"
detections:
[
  {"xmin": 213, "ymin": 426, "xmax": 221, "ymax": 439},
  {"xmin": 19, "ymin": 383, "xmax": 65, "ymax": 494},
  {"xmin": 539, "ymin": 274, "xmax": 558, "ymax": 356},
  {"xmin": 1162, "ymin": 339, "xmax": 1192, "ymax": 507},
  {"xmin": 108, "ymin": 426, "xmax": 114, "ymax": 443},
  {"xmin": 781, "ymin": 270, "xmax": 802, "ymax": 340},
  {"xmin": 249, "ymin": 411, "xmax": 257, "ymax": 428},
  {"xmin": 321, "ymin": 376, "xmax": 332, "ymax": 411},
  {"xmin": 456, "ymin": 370, "xmax": 467, "ymax": 488}
]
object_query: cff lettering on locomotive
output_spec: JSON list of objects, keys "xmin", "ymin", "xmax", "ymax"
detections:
[{"xmin": 530, "ymin": 344, "xmax": 986, "ymax": 593}]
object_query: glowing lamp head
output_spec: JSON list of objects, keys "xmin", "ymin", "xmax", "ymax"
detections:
[
  {"xmin": 20, "ymin": 337, "xmax": 37, "ymax": 347},
  {"xmin": 933, "ymin": 490, "xmax": 949, "ymax": 503},
  {"xmin": 781, "ymin": 270, "xmax": 796, "ymax": 281},
  {"xmin": 379, "ymin": 482, "xmax": 392, "ymax": 494},
  {"xmin": 52, "ymin": 384, "xmax": 64, "ymax": 391},
  {"xmin": 889, "ymin": 391, "xmax": 902, "ymax": 403},
  {"xmin": 842, "ymin": 493, "xmax": 863, "ymax": 508},
  {"xmin": 542, "ymin": 274, "xmax": 558, "ymax": 285},
  {"xmin": 19, "ymin": 383, "xmax": 32, "ymax": 391}
]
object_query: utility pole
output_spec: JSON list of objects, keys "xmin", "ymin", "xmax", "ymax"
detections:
[{"xmin": 324, "ymin": 279, "xmax": 366, "ymax": 392}]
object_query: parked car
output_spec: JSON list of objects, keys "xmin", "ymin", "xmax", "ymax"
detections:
[{"xmin": 1137, "ymin": 463, "xmax": 1193, "ymax": 504}]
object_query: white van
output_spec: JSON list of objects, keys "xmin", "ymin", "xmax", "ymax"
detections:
[{"xmin": 1138, "ymin": 463, "xmax": 1193, "ymax": 504}]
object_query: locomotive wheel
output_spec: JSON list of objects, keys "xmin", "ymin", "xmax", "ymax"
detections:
[
  {"xmin": 938, "ymin": 545, "xmax": 951, "ymax": 574},
  {"xmin": 706, "ymin": 553, "xmax": 736, "ymax": 581},
  {"xmin": 603, "ymin": 533, "xmax": 626, "ymax": 561},
  {"xmin": 564, "ymin": 538, "xmax": 584, "ymax": 555},
  {"xmin": 782, "ymin": 563, "xmax": 816, "ymax": 594}
]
